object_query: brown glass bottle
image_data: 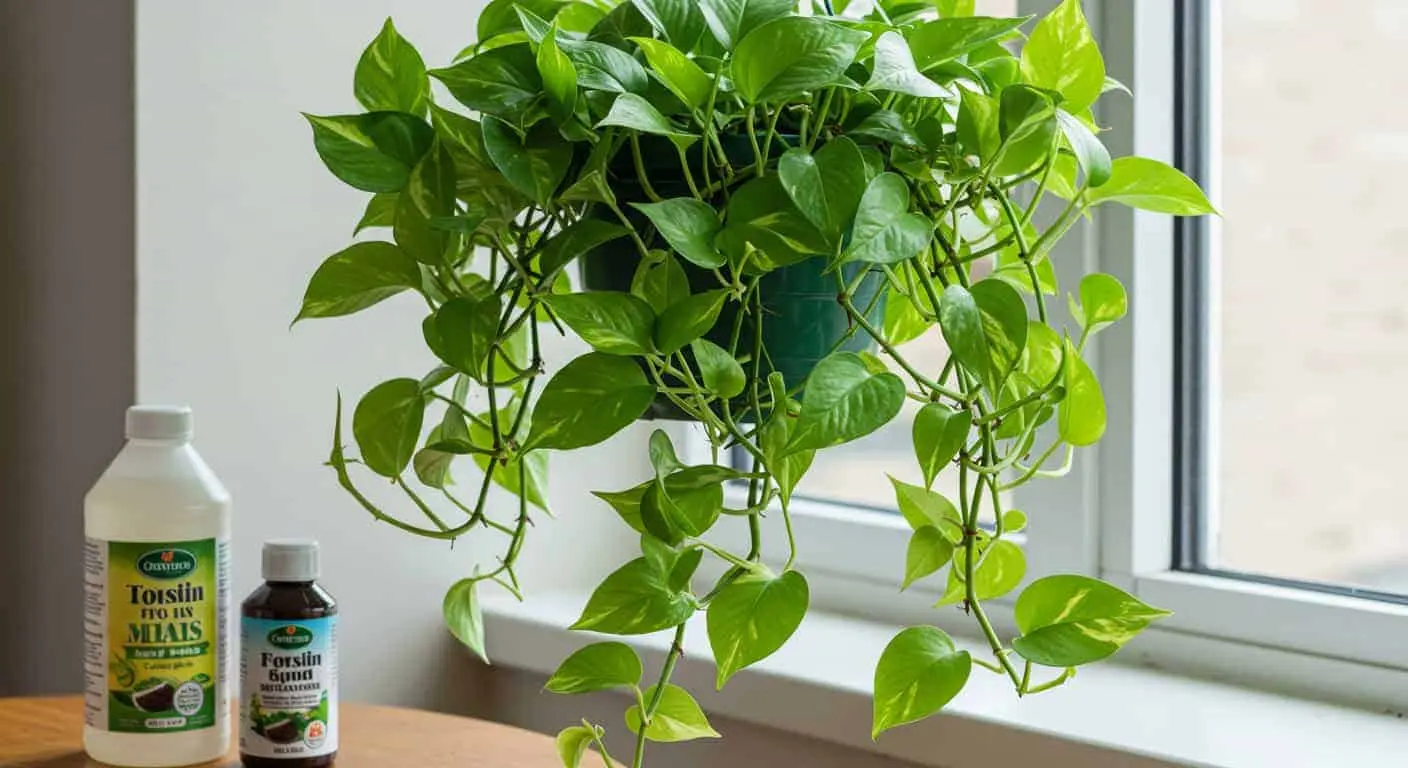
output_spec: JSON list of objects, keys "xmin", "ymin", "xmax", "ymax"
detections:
[{"xmin": 241, "ymin": 540, "xmax": 338, "ymax": 768}]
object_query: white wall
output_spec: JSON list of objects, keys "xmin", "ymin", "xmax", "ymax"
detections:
[{"xmin": 135, "ymin": 0, "xmax": 645, "ymax": 706}]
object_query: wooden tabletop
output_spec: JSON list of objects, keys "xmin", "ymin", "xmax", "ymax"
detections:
[{"xmin": 0, "ymin": 697, "xmax": 566, "ymax": 767}]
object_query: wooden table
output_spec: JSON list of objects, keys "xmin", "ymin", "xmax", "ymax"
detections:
[{"xmin": 0, "ymin": 697, "xmax": 566, "ymax": 767}]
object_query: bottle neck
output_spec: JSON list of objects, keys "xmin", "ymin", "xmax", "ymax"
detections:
[{"xmin": 264, "ymin": 580, "xmax": 315, "ymax": 587}]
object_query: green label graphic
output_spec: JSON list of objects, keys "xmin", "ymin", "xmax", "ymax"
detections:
[
  {"xmin": 267, "ymin": 625, "xmax": 314, "ymax": 650},
  {"xmin": 107, "ymin": 539, "xmax": 219, "ymax": 733}
]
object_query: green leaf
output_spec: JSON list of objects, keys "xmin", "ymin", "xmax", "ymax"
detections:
[
  {"xmin": 912, "ymin": 403, "xmax": 971, "ymax": 490},
  {"xmin": 882, "ymin": 288, "xmax": 931, "ymax": 346},
  {"xmin": 354, "ymin": 192, "xmax": 398, "ymax": 234},
  {"xmin": 631, "ymin": 0, "xmax": 707, "ymax": 49},
  {"xmin": 1002, "ymin": 509, "xmax": 1028, "ymax": 532},
  {"xmin": 514, "ymin": 5, "xmax": 557, "ymax": 44},
  {"xmin": 935, "ymin": 0, "xmax": 976, "ymax": 17},
  {"xmin": 1013, "ymin": 575, "xmax": 1171, "ymax": 667},
  {"xmin": 903, "ymin": 526, "xmax": 954, "ymax": 590},
  {"xmin": 561, "ymin": 38, "xmax": 650, "ymax": 93},
  {"xmin": 481, "ymin": 117, "xmax": 572, "ymax": 206},
  {"xmin": 1021, "ymin": 0, "xmax": 1104, "ymax": 113},
  {"xmin": 571, "ymin": 557, "xmax": 695, "ymax": 634},
  {"xmin": 537, "ymin": 28, "xmax": 579, "ymax": 124},
  {"xmin": 625, "ymin": 684, "xmax": 721, "ymax": 742},
  {"xmin": 1056, "ymin": 108, "xmax": 1111, "ymax": 187},
  {"xmin": 632, "ymin": 251, "xmax": 692, "ymax": 314},
  {"xmin": 430, "ymin": 44, "xmax": 543, "ymax": 118},
  {"xmin": 957, "ymin": 89, "xmax": 1000, "ymax": 163},
  {"xmin": 435, "ymin": 296, "xmax": 501, "ymax": 379},
  {"xmin": 630, "ymin": 37, "xmax": 712, "ymax": 110},
  {"xmin": 1086, "ymin": 156, "xmax": 1217, "ymax": 215},
  {"xmin": 597, "ymin": 93, "xmax": 698, "ymax": 148},
  {"xmin": 760, "ymin": 404, "xmax": 815, "ymax": 506},
  {"xmin": 1076, "ymin": 273, "xmax": 1127, "ymax": 333},
  {"xmin": 998, "ymin": 84, "xmax": 1055, "ymax": 143},
  {"xmin": 355, "ymin": 18, "xmax": 429, "ymax": 116},
  {"xmin": 850, "ymin": 108, "xmax": 925, "ymax": 148},
  {"xmin": 304, "ymin": 112, "xmax": 433, "ymax": 193},
  {"xmin": 528, "ymin": 353, "xmax": 656, "ymax": 450},
  {"xmin": 888, "ymin": 476, "xmax": 961, "ymax": 537},
  {"xmin": 691, "ymin": 339, "xmax": 746, "ymax": 400},
  {"xmin": 908, "ymin": 16, "xmax": 1030, "ymax": 71},
  {"xmin": 468, "ymin": 405, "xmax": 551, "ymax": 512},
  {"xmin": 632, "ymin": 197, "xmax": 723, "ymax": 268},
  {"xmin": 352, "ymin": 378, "xmax": 425, "ymax": 477},
  {"xmin": 655, "ymin": 290, "xmax": 727, "ymax": 354},
  {"xmin": 538, "ymin": 219, "xmax": 629, "ymax": 279},
  {"xmin": 872, "ymin": 626, "xmax": 971, "ymax": 738},
  {"xmin": 413, "ymin": 426, "xmax": 456, "ymax": 488},
  {"xmin": 1058, "ymin": 338, "xmax": 1105, "ymax": 446},
  {"xmin": 480, "ymin": 0, "xmax": 567, "ymax": 41},
  {"xmin": 555, "ymin": 725, "xmax": 597, "ymax": 768},
  {"xmin": 938, "ymin": 282, "xmax": 1027, "ymax": 397},
  {"xmin": 443, "ymin": 578, "xmax": 488, "ymax": 663},
  {"xmin": 840, "ymin": 173, "xmax": 932, "ymax": 266},
  {"xmin": 777, "ymin": 137, "xmax": 868, "ymax": 244},
  {"xmin": 866, "ymin": 31, "xmax": 951, "ymax": 98},
  {"xmin": 707, "ymin": 571, "xmax": 809, "ymax": 688},
  {"xmin": 960, "ymin": 538, "xmax": 1026, "ymax": 600},
  {"xmin": 641, "ymin": 472, "xmax": 723, "ymax": 543},
  {"xmin": 394, "ymin": 142, "xmax": 458, "ymax": 265},
  {"xmin": 717, "ymin": 177, "xmax": 830, "ymax": 268},
  {"xmin": 546, "ymin": 292, "xmax": 657, "ymax": 355},
  {"xmin": 545, "ymin": 642, "xmax": 644, "ymax": 694},
  {"xmin": 594, "ymin": 482, "xmax": 650, "ymax": 534},
  {"xmin": 787, "ymin": 352, "xmax": 905, "ymax": 453},
  {"xmin": 732, "ymin": 17, "xmax": 868, "ymax": 104},
  {"xmin": 294, "ymin": 242, "xmax": 421, "ymax": 322},
  {"xmin": 698, "ymin": 0, "xmax": 795, "ymax": 49}
]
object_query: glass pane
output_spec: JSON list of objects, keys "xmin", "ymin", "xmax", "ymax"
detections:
[
  {"xmin": 793, "ymin": 0, "xmax": 1016, "ymax": 520},
  {"xmin": 1209, "ymin": 0, "xmax": 1408, "ymax": 593}
]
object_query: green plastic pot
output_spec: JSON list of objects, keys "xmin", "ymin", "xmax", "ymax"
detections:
[{"xmin": 579, "ymin": 135, "xmax": 887, "ymax": 418}]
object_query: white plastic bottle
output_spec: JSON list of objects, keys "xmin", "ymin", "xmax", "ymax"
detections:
[{"xmin": 84, "ymin": 406, "xmax": 232, "ymax": 766}]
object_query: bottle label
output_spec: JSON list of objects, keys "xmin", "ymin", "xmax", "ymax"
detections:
[
  {"xmin": 83, "ymin": 537, "xmax": 228, "ymax": 734},
  {"xmin": 240, "ymin": 616, "xmax": 338, "ymax": 758}
]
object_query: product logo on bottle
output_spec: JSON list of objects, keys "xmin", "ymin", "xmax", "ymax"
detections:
[
  {"xmin": 268, "ymin": 625, "xmax": 314, "ymax": 650},
  {"xmin": 136, "ymin": 548, "xmax": 198, "ymax": 580}
]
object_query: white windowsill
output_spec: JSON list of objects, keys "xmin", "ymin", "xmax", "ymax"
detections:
[{"xmin": 482, "ymin": 590, "xmax": 1408, "ymax": 768}]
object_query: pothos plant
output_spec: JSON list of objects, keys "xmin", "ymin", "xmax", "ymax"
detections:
[{"xmin": 296, "ymin": 0, "xmax": 1215, "ymax": 764}]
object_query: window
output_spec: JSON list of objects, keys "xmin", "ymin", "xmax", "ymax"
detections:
[{"xmin": 730, "ymin": 0, "xmax": 1408, "ymax": 699}]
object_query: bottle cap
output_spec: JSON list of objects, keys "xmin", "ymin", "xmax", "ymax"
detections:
[
  {"xmin": 126, "ymin": 405, "xmax": 194, "ymax": 441},
  {"xmin": 262, "ymin": 539, "xmax": 320, "ymax": 582}
]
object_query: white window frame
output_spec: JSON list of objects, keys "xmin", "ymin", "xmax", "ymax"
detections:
[{"xmin": 706, "ymin": 0, "xmax": 1408, "ymax": 711}]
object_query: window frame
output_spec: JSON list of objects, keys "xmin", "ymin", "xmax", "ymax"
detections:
[{"xmin": 704, "ymin": 0, "xmax": 1408, "ymax": 706}]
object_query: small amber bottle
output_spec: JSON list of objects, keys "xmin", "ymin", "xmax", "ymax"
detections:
[{"xmin": 240, "ymin": 540, "xmax": 338, "ymax": 767}]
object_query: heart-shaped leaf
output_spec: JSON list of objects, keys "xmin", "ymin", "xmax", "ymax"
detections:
[
  {"xmin": 786, "ymin": 352, "xmax": 905, "ymax": 453},
  {"xmin": 889, "ymin": 476, "xmax": 962, "ymax": 537},
  {"xmin": 443, "ymin": 578, "xmax": 488, "ymax": 663},
  {"xmin": 630, "ymin": 37, "xmax": 712, "ymax": 110},
  {"xmin": 571, "ymin": 558, "xmax": 695, "ymax": 635},
  {"xmin": 481, "ymin": 117, "xmax": 572, "ymax": 205},
  {"xmin": 527, "ymin": 353, "xmax": 656, "ymax": 450},
  {"xmin": 597, "ymin": 93, "xmax": 698, "ymax": 148},
  {"xmin": 840, "ymin": 173, "xmax": 933, "ymax": 265},
  {"xmin": 872, "ymin": 626, "xmax": 971, "ymax": 738},
  {"xmin": 655, "ymin": 290, "xmax": 727, "ymax": 354},
  {"xmin": 1020, "ymin": 0, "xmax": 1104, "ymax": 113},
  {"xmin": 625, "ymin": 684, "xmax": 721, "ymax": 742},
  {"xmin": 1086, "ymin": 156, "xmax": 1217, "ymax": 215},
  {"xmin": 697, "ymin": 0, "xmax": 795, "ymax": 49},
  {"xmin": 561, "ymin": 38, "xmax": 650, "ymax": 93},
  {"xmin": 304, "ymin": 112, "xmax": 434, "ymax": 193},
  {"xmin": 536, "ymin": 27, "xmax": 578, "ymax": 124},
  {"xmin": 707, "ymin": 571, "xmax": 809, "ymax": 688},
  {"xmin": 903, "ymin": 526, "xmax": 954, "ymax": 590},
  {"xmin": 777, "ymin": 137, "xmax": 868, "ymax": 244},
  {"xmin": 1055, "ymin": 108, "xmax": 1111, "ymax": 187},
  {"xmin": 1058, "ymin": 338, "xmax": 1105, "ymax": 446},
  {"xmin": 912, "ymin": 403, "xmax": 971, "ymax": 490},
  {"xmin": 908, "ymin": 16, "xmax": 1030, "ymax": 71},
  {"xmin": 865, "ymin": 31, "xmax": 952, "ymax": 98},
  {"xmin": 690, "ymin": 339, "xmax": 746, "ymax": 400},
  {"xmin": 355, "ymin": 18, "xmax": 430, "ymax": 116},
  {"xmin": 631, "ymin": 0, "xmax": 708, "ymax": 50},
  {"xmin": 732, "ymin": 17, "xmax": 869, "ymax": 104},
  {"xmin": 430, "ymin": 44, "xmax": 543, "ymax": 118},
  {"xmin": 632, "ymin": 197, "xmax": 724, "ymax": 268},
  {"xmin": 295, "ymin": 242, "xmax": 422, "ymax": 322},
  {"xmin": 353, "ymin": 378, "xmax": 426, "ymax": 477},
  {"xmin": 545, "ymin": 642, "xmax": 643, "ymax": 694},
  {"xmin": 1013, "ymin": 575, "xmax": 1171, "ymax": 667},
  {"xmin": 546, "ymin": 292, "xmax": 657, "ymax": 355}
]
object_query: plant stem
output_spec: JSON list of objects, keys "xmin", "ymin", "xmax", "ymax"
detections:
[
  {"xmin": 631, "ymin": 134, "xmax": 663, "ymax": 202},
  {"xmin": 632, "ymin": 624, "xmax": 688, "ymax": 768}
]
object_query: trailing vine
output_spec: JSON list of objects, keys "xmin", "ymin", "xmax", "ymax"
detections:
[{"xmin": 296, "ymin": 0, "xmax": 1214, "ymax": 764}]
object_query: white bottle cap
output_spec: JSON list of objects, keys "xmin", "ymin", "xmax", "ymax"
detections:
[
  {"xmin": 263, "ymin": 539, "xmax": 320, "ymax": 582},
  {"xmin": 126, "ymin": 405, "xmax": 194, "ymax": 440}
]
